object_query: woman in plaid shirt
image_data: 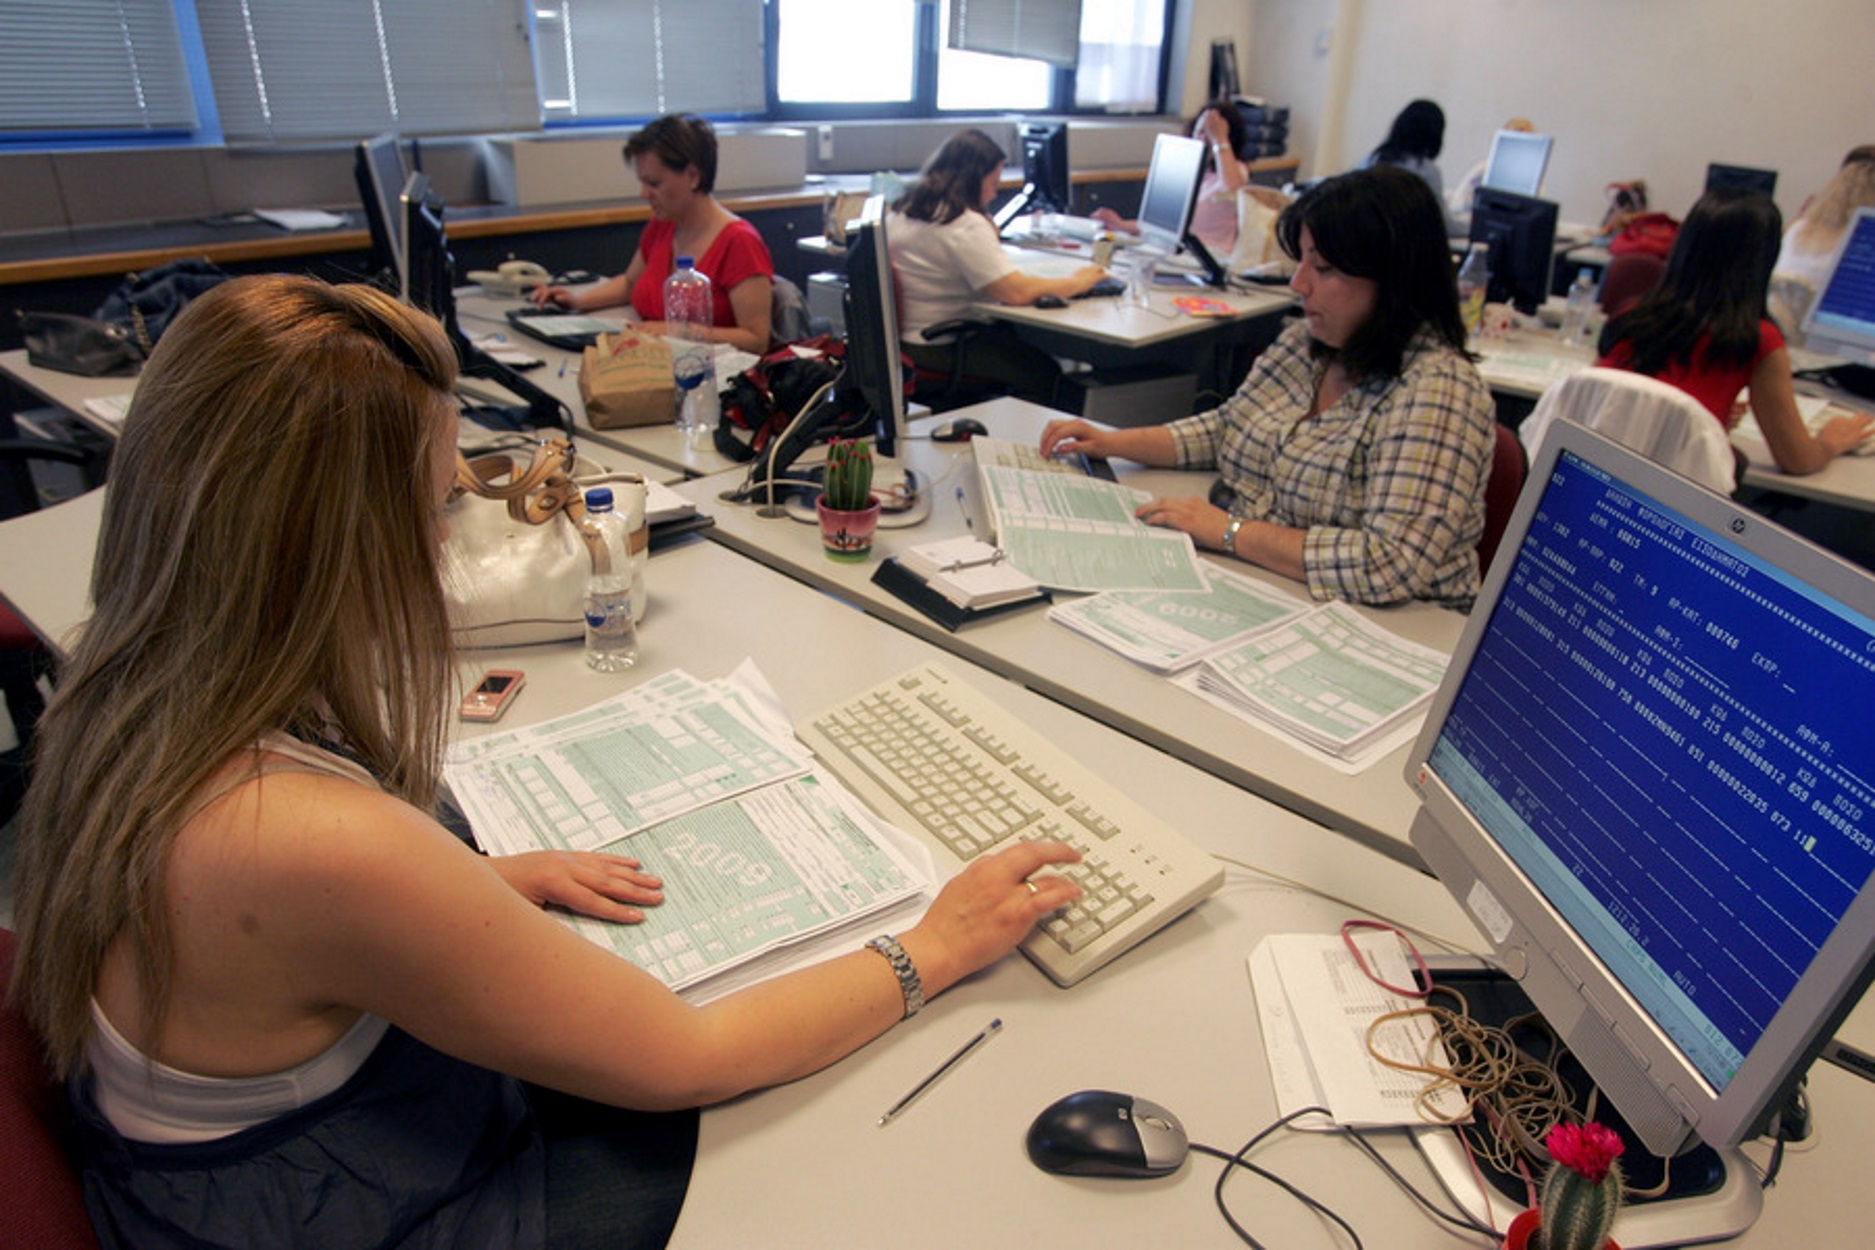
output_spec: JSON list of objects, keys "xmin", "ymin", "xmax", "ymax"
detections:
[{"xmin": 1042, "ymin": 166, "xmax": 1496, "ymax": 610}]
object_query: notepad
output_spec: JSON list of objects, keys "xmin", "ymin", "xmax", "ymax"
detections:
[{"xmin": 899, "ymin": 536, "xmax": 1043, "ymax": 610}]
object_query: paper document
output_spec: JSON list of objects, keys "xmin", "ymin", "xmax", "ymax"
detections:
[
  {"xmin": 83, "ymin": 394, "xmax": 133, "ymax": 429},
  {"xmin": 444, "ymin": 663, "xmax": 934, "ymax": 997},
  {"xmin": 1248, "ymin": 932, "xmax": 1468, "ymax": 1129},
  {"xmin": 1186, "ymin": 602, "xmax": 1446, "ymax": 759},
  {"xmin": 253, "ymin": 208, "xmax": 346, "ymax": 231},
  {"xmin": 1047, "ymin": 566, "xmax": 1311, "ymax": 671},
  {"xmin": 975, "ymin": 461, "xmax": 1206, "ymax": 593},
  {"xmin": 899, "ymin": 535, "xmax": 1042, "ymax": 610}
]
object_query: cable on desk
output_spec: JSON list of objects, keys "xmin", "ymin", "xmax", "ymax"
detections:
[{"xmin": 1193, "ymin": 1106, "xmax": 1365, "ymax": 1250}]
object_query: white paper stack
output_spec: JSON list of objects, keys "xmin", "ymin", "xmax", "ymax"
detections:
[{"xmin": 899, "ymin": 535, "xmax": 1043, "ymax": 610}]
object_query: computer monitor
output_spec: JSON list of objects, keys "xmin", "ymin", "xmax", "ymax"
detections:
[
  {"xmin": 1799, "ymin": 205, "xmax": 1875, "ymax": 397},
  {"xmin": 1481, "ymin": 130, "xmax": 1553, "ymax": 198},
  {"xmin": 1706, "ymin": 162, "xmax": 1778, "ymax": 197},
  {"xmin": 398, "ymin": 173, "xmax": 570, "ymax": 434},
  {"xmin": 1136, "ymin": 133, "xmax": 1226, "ymax": 287},
  {"xmin": 1467, "ymin": 187, "xmax": 1558, "ymax": 314},
  {"xmin": 354, "ymin": 132, "xmax": 407, "ymax": 283},
  {"xmin": 993, "ymin": 121, "xmax": 1072, "ymax": 232},
  {"xmin": 1406, "ymin": 421, "xmax": 1875, "ymax": 1237}
]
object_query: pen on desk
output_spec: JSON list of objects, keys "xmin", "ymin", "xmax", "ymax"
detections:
[
  {"xmin": 878, "ymin": 1017, "xmax": 1003, "ymax": 1127},
  {"xmin": 956, "ymin": 486, "xmax": 974, "ymax": 531},
  {"xmin": 558, "ymin": 358, "xmax": 567, "ymax": 378}
]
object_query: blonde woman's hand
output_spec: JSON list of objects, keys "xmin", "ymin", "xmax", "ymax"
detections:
[{"xmin": 489, "ymin": 850, "xmax": 665, "ymax": 923}]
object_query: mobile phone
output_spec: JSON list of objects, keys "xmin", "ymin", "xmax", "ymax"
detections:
[{"xmin": 459, "ymin": 669, "xmax": 526, "ymax": 722}]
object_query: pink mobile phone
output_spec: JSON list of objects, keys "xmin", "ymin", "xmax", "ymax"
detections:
[{"xmin": 459, "ymin": 670, "xmax": 526, "ymax": 722}]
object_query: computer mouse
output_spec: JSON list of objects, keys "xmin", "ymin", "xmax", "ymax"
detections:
[
  {"xmin": 929, "ymin": 416, "xmax": 989, "ymax": 443},
  {"xmin": 1025, "ymin": 1089, "xmax": 1189, "ymax": 1178},
  {"xmin": 1034, "ymin": 294, "xmax": 1070, "ymax": 309}
]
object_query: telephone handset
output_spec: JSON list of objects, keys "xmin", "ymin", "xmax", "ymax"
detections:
[{"xmin": 467, "ymin": 259, "xmax": 552, "ymax": 297}]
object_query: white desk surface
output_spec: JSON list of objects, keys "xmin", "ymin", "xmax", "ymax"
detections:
[
  {"xmin": 0, "ymin": 484, "xmax": 101, "ymax": 654},
  {"xmin": 0, "ymin": 347, "xmax": 141, "ymax": 440},
  {"xmin": 678, "ymin": 398, "xmax": 1465, "ymax": 867},
  {"xmin": 980, "ymin": 260, "xmax": 1294, "ymax": 352}
]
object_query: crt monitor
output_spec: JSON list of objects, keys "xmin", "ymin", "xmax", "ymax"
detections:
[
  {"xmin": 1799, "ymin": 205, "xmax": 1875, "ymax": 395},
  {"xmin": 354, "ymin": 132, "xmax": 407, "ymax": 282},
  {"xmin": 993, "ymin": 121, "xmax": 1072, "ymax": 232},
  {"xmin": 1481, "ymin": 129, "xmax": 1553, "ymax": 198},
  {"xmin": 1467, "ymin": 187, "xmax": 1558, "ymax": 314},
  {"xmin": 1705, "ymin": 162, "xmax": 1778, "ymax": 197},
  {"xmin": 1136, "ymin": 132, "xmax": 1226, "ymax": 287},
  {"xmin": 1407, "ymin": 419, "xmax": 1875, "ymax": 1181},
  {"xmin": 399, "ymin": 173, "xmax": 570, "ymax": 434}
]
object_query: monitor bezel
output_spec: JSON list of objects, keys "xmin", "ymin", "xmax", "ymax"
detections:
[
  {"xmin": 1704, "ymin": 162, "xmax": 1779, "ymax": 198},
  {"xmin": 1406, "ymin": 420, "xmax": 1875, "ymax": 1157},
  {"xmin": 1467, "ymin": 187, "xmax": 1559, "ymax": 315},
  {"xmin": 1799, "ymin": 205, "xmax": 1875, "ymax": 368},
  {"xmin": 355, "ymin": 132, "xmax": 407, "ymax": 281},
  {"xmin": 1481, "ymin": 130, "xmax": 1553, "ymax": 198},
  {"xmin": 1136, "ymin": 132, "xmax": 1206, "ymax": 255}
]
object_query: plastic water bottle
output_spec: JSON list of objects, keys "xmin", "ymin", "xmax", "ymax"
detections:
[
  {"xmin": 1457, "ymin": 242, "xmax": 1491, "ymax": 335},
  {"xmin": 582, "ymin": 487, "xmax": 639, "ymax": 672},
  {"xmin": 1562, "ymin": 267, "xmax": 1598, "ymax": 349},
  {"xmin": 664, "ymin": 257, "xmax": 716, "ymax": 440}
]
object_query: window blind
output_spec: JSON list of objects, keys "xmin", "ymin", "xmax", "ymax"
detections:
[
  {"xmin": 195, "ymin": 0, "xmax": 536, "ymax": 143},
  {"xmin": 0, "ymin": 0, "xmax": 196, "ymax": 133},
  {"xmin": 948, "ymin": 0, "xmax": 1083, "ymax": 70},
  {"xmin": 535, "ymin": 0, "xmax": 765, "ymax": 122}
]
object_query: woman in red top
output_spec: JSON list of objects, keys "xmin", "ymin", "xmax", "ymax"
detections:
[
  {"xmin": 1597, "ymin": 185, "xmax": 1871, "ymax": 475},
  {"xmin": 532, "ymin": 114, "xmax": 775, "ymax": 354}
]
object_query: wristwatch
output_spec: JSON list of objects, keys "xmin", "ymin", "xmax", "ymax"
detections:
[
  {"xmin": 867, "ymin": 934, "xmax": 925, "ymax": 1019},
  {"xmin": 1221, "ymin": 514, "xmax": 1247, "ymax": 555}
]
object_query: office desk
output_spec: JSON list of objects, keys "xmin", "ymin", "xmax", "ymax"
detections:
[
  {"xmin": 675, "ymin": 398, "xmax": 1465, "ymax": 865},
  {"xmin": 0, "ymin": 484, "xmax": 100, "ymax": 653}
]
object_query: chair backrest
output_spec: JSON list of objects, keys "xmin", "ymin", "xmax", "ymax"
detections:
[
  {"xmin": 1767, "ymin": 271, "xmax": 1818, "ymax": 346},
  {"xmin": 1518, "ymin": 367, "xmax": 1738, "ymax": 494},
  {"xmin": 769, "ymin": 274, "xmax": 828, "ymax": 346},
  {"xmin": 1478, "ymin": 422, "xmax": 1527, "ymax": 578},
  {"xmin": 0, "ymin": 928, "xmax": 102, "ymax": 1249},
  {"xmin": 1597, "ymin": 251, "xmax": 1665, "ymax": 317}
]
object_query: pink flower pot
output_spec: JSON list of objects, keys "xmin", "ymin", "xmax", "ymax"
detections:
[
  {"xmin": 1503, "ymin": 1208, "xmax": 1620, "ymax": 1250},
  {"xmin": 816, "ymin": 496, "xmax": 882, "ymax": 562}
]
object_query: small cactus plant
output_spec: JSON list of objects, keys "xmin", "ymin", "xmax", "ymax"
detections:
[
  {"xmin": 821, "ymin": 437, "xmax": 875, "ymax": 512},
  {"xmin": 1533, "ymin": 1121, "xmax": 1624, "ymax": 1250}
]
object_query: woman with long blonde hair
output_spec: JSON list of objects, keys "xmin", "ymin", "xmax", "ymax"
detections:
[{"xmin": 11, "ymin": 274, "xmax": 1077, "ymax": 1248}]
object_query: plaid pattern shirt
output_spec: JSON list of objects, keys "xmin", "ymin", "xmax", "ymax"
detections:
[{"xmin": 1165, "ymin": 321, "xmax": 1495, "ymax": 609}]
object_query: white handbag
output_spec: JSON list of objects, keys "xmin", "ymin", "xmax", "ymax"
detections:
[{"xmin": 441, "ymin": 440, "xmax": 648, "ymax": 648}]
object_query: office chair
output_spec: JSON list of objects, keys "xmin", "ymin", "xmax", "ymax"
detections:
[
  {"xmin": 769, "ymin": 275, "xmax": 832, "ymax": 346},
  {"xmin": 1478, "ymin": 422, "xmax": 1528, "ymax": 578},
  {"xmin": 860, "ymin": 214, "xmax": 1008, "ymax": 413},
  {"xmin": 0, "ymin": 926, "xmax": 103, "ymax": 1249},
  {"xmin": 1597, "ymin": 252, "xmax": 1665, "ymax": 318},
  {"xmin": 1519, "ymin": 367, "xmax": 1738, "ymax": 495},
  {"xmin": 1767, "ymin": 272, "xmax": 1818, "ymax": 346},
  {"xmin": 0, "ymin": 436, "xmax": 104, "ymax": 826}
]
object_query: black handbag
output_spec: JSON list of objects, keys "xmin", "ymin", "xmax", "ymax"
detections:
[
  {"xmin": 93, "ymin": 258, "xmax": 232, "ymax": 354},
  {"xmin": 17, "ymin": 310, "xmax": 145, "ymax": 377}
]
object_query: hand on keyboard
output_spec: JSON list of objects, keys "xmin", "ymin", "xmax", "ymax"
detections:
[{"xmin": 902, "ymin": 841, "xmax": 1084, "ymax": 992}]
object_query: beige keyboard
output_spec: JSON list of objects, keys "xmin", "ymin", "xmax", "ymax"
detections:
[{"xmin": 800, "ymin": 663, "xmax": 1223, "ymax": 986}]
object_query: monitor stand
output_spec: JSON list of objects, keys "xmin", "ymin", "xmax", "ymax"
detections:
[
  {"xmin": 1410, "ymin": 961, "xmax": 1763, "ymax": 1249},
  {"xmin": 775, "ymin": 455, "xmax": 931, "ymax": 529}
]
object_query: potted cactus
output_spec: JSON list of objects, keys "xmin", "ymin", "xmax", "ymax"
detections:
[
  {"xmin": 1504, "ymin": 1121, "xmax": 1625, "ymax": 1250},
  {"xmin": 815, "ymin": 437, "xmax": 881, "ymax": 561}
]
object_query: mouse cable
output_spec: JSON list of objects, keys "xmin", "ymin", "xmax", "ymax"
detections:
[
  {"xmin": 1336, "ymin": 1122, "xmax": 1503, "ymax": 1239},
  {"xmin": 1191, "ymin": 1106, "xmax": 1365, "ymax": 1250}
]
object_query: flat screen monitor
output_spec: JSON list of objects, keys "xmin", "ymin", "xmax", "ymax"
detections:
[
  {"xmin": 993, "ymin": 121, "xmax": 1071, "ymax": 232},
  {"xmin": 1468, "ymin": 187, "xmax": 1558, "ymax": 314},
  {"xmin": 1799, "ymin": 205, "xmax": 1875, "ymax": 372},
  {"xmin": 355, "ymin": 132, "xmax": 407, "ymax": 281},
  {"xmin": 1705, "ymin": 162, "xmax": 1777, "ymax": 197},
  {"xmin": 1481, "ymin": 130, "xmax": 1553, "ymax": 198},
  {"xmin": 398, "ymin": 172, "xmax": 569, "ymax": 434},
  {"xmin": 839, "ymin": 217, "xmax": 906, "ymax": 462},
  {"xmin": 1407, "ymin": 419, "xmax": 1875, "ymax": 1177},
  {"xmin": 1136, "ymin": 133, "xmax": 1225, "ymax": 286}
]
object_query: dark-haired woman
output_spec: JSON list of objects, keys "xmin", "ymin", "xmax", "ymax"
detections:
[
  {"xmin": 532, "ymin": 113, "xmax": 774, "ymax": 353},
  {"xmin": 889, "ymin": 127, "xmax": 1109, "ymax": 405},
  {"xmin": 1598, "ymin": 185, "xmax": 1872, "ymax": 475},
  {"xmin": 1359, "ymin": 99, "xmax": 1464, "ymax": 235},
  {"xmin": 1041, "ymin": 166, "xmax": 1496, "ymax": 609}
]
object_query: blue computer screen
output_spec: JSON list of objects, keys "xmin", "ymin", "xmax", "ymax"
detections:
[
  {"xmin": 1428, "ymin": 449, "xmax": 1875, "ymax": 1090},
  {"xmin": 1810, "ymin": 209, "xmax": 1875, "ymax": 347}
]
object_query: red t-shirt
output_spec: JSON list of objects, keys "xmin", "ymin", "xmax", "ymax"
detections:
[
  {"xmin": 630, "ymin": 217, "xmax": 774, "ymax": 327},
  {"xmin": 1598, "ymin": 319, "xmax": 1784, "ymax": 423}
]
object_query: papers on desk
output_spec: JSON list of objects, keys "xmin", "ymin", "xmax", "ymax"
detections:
[
  {"xmin": 444, "ymin": 663, "xmax": 933, "ymax": 998},
  {"xmin": 1734, "ymin": 394, "xmax": 1875, "ymax": 455},
  {"xmin": 1471, "ymin": 338, "xmax": 1590, "ymax": 394},
  {"xmin": 969, "ymin": 437, "xmax": 1207, "ymax": 593},
  {"xmin": 1178, "ymin": 602, "xmax": 1447, "ymax": 763},
  {"xmin": 83, "ymin": 393, "xmax": 133, "ymax": 429},
  {"xmin": 898, "ymin": 536, "xmax": 1043, "ymax": 611},
  {"xmin": 1048, "ymin": 566, "xmax": 1310, "ymax": 672},
  {"xmin": 1248, "ymin": 933, "xmax": 1468, "ymax": 1130},
  {"xmin": 252, "ymin": 207, "xmax": 347, "ymax": 231}
]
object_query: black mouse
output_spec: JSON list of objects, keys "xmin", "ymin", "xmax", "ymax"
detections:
[
  {"xmin": 929, "ymin": 416, "xmax": 989, "ymax": 443},
  {"xmin": 1034, "ymin": 294, "xmax": 1070, "ymax": 309},
  {"xmin": 1025, "ymin": 1090, "xmax": 1189, "ymax": 1178}
]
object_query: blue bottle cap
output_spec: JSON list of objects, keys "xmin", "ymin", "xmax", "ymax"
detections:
[
  {"xmin": 585, "ymin": 486, "xmax": 614, "ymax": 510},
  {"xmin": 675, "ymin": 256, "xmax": 695, "ymax": 270}
]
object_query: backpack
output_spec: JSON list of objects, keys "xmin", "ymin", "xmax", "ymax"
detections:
[{"xmin": 713, "ymin": 335, "xmax": 865, "ymax": 463}]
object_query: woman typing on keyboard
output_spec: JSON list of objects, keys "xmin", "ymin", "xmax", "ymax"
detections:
[
  {"xmin": 11, "ymin": 275, "xmax": 1081, "ymax": 1250},
  {"xmin": 1043, "ymin": 166, "xmax": 1496, "ymax": 610}
]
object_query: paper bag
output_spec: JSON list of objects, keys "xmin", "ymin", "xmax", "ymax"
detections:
[{"xmin": 580, "ymin": 331, "xmax": 676, "ymax": 429}]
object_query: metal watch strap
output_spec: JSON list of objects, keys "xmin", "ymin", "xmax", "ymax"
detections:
[
  {"xmin": 866, "ymin": 934, "xmax": 925, "ymax": 1019},
  {"xmin": 1221, "ymin": 514, "xmax": 1247, "ymax": 555}
]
